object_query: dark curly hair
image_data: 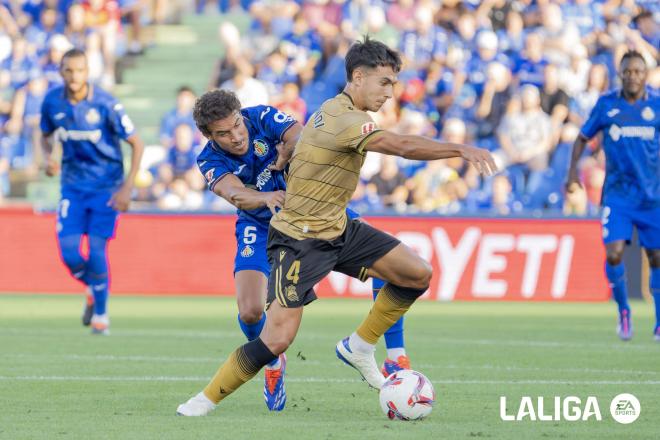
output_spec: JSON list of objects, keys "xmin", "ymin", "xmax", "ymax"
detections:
[
  {"xmin": 345, "ymin": 36, "xmax": 402, "ymax": 82},
  {"xmin": 193, "ymin": 89, "xmax": 242, "ymax": 137}
]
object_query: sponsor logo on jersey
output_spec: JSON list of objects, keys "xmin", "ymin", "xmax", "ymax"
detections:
[
  {"xmin": 54, "ymin": 127, "xmax": 102, "ymax": 143},
  {"xmin": 54, "ymin": 112, "xmax": 66, "ymax": 120},
  {"xmin": 241, "ymin": 245, "xmax": 254, "ymax": 258},
  {"xmin": 233, "ymin": 164, "xmax": 246, "ymax": 175},
  {"xmin": 255, "ymin": 167, "xmax": 273, "ymax": 190},
  {"xmin": 606, "ymin": 108, "xmax": 620, "ymax": 117},
  {"xmin": 205, "ymin": 168, "xmax": 215, "ymax": 182},
  {"xmin": 254, "ymin": 139, "xmax": 269, "ymax": 157},
  {"xmin": 85, "ymin": 108, "xmax": 100, "ymax": 124},
  {"xmin": 608, "ymin": 124, "xmax": 655, "ymax": 141},
  {"xmin": 361, "ymin": 122, "xmax": 376, "ymax": 135},
  {"xmin": 641, "ymin": 106, "xmax": 655, "ymax": 121}
]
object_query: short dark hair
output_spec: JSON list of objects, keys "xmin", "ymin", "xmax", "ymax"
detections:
[
  {"xmin": 177, "ymin": 85, "xmax": 195, "ymax": 95},
  {"xmin": 61, "ymin": 48, "xmax": 86, "ymax": 67},
  {"xmin": 345, "ymin": 36, "xmax": 402, "ymax": 82},
  {"xmin": 620, "ymin": 50, "xmax": 646, "ymax": 66},
  {"xmin": 193, "ymin": 89, "xmax": 241, "ymax": 137}
]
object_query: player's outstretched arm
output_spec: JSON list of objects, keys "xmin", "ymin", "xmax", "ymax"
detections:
[
  {"xmin": 214, "ymin": 173, "xmax": 285, "ymax": 214},
  {"xmin": 109, "ymin": 134, "xmax": 144, "ymax": 212},
  {"xmin": 40, "ymin": 132, "xmax": 60, "ymax": 177},
  {"xmin": 565, "ymin": 134, "xmax": 589, "ymax": 192},
  {"xmin": 269, "ymin": 122, "xmax": 302, "ymax": 172},
  {"xmin": 365, "ymin": 130, "xmax": 498, "ymax": 176}
]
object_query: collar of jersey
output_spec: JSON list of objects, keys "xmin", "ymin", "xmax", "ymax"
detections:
[{"xmin": 64, "ymin": 82, "xmax": 94, "ymax": 104}]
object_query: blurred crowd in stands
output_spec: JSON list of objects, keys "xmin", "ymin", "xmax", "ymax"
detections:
[{"xmin": 2, "ymin": 0, "xmax": 659, "ymax": 216}]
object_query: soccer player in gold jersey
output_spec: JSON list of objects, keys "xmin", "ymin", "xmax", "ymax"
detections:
[{"xmin": 177, "ymin": 37, "xmax": 496, "ymax": 416}]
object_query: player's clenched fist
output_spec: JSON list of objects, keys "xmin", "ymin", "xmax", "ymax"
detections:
[
  {"xmin": 264, "ymin": 190, "xmax": 286, "ymax": 215},
  {"xmin": 460, "ymin": 145, "xmax": 498, "ymax": 176}
]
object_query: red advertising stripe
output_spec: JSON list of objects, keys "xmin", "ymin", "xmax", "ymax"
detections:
[{"xmin": 0, "ymin": 208, "xmax": 608, "ymax": 301}]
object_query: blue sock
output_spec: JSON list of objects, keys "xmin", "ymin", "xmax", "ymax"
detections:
[
  {"xmin": 237, "ymin": 313, "xmax": 266, "ymax": 341},
  {"xmin": 605, "ymin": 262, "xmax": 629, "ymax": 315},
  {"xmin": 372, "ymin": 278, "xmax": 405, "ymax": 350},
  {"xmin": 650, "ymin": 267, "xmax": 660, "ymax": 330},
  {"xmin": 58, "ymin": 234, "xmax": 87, "ymax": 285},
  {"xmin": 87, "ymin": 236, "xmax": 109, "ymax": 315}
]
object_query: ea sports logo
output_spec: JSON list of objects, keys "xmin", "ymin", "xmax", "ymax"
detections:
[
  {"xmin": 610, "ymin": 393, "xmax": 640, "ymax": 424},
  {"xmin": 609, "ymin": 124, "xmax": 621, "ymax": 141},
  {"xmin": 253, "ymin": 139, "xmax": 268, "ymax": 157}
]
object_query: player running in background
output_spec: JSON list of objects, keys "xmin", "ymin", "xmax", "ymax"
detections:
[
  {"xmin": 40, "ymin": 48, "xmax": 144, "ymax": 335},
  {"xmin": 567, "ymin": 50, "xmax": 660, "ymax": 342},
  {"xmin": 191, "ymin": 89, "xmax": 411, "ymax": 411},
  {"xmin": 177, "ymin": 37, "xmax": 496, "ymax": 416}
]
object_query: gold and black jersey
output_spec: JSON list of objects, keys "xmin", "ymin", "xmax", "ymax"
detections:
[{"xmin": 271, "ymin": 93, "xmax": 383, "ymax": 240}]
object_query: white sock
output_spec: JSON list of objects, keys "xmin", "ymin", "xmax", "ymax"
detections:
[
  {"xmin": 198, "ymin": 391, "xmax": 216, "ymax": 406},
  {"xmin": 265, "ymin": 356, "xmax": 281, "ymax": 370},
  {"xmin": 386, "ymin": 348, "xmax": 406, "ymax": 360},
  {"xmin": 349, "ymin": 332, "xmax": 375, "ymax": 354}
]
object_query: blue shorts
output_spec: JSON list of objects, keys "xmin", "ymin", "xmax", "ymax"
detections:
[
  {"xmin": 601, "ymin": 204, "xmax": 660, "ymax": 249},
  {"xmin": 57, "ymin": 187, "xmax": 119, "ymax": 239},
  {"xmin": 234, "ymin": 208, "xmax": 362, "ymax": 276}
]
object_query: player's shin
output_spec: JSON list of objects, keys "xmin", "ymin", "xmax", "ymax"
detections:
[
  {"xmin": 237, "ymin": 313, "xmax": 266, "ymax": 341},
  {"xmin": 605, "ymin": 262, "xmax": 629, "ymax": 313},
  {"xmin": 650, "ymin": 267, "xmax": 660, "ymax": 333},
  {"xmin": 356, "ymin": 283, "xmax": 425, "ymax": 346},
  {"xmin": 203, "ymin": 337, "xmax": 277, "ymax": 404}
]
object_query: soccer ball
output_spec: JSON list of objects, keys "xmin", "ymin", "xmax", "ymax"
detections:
[{"xmin": 379, "ymin": 369, "xmax": 435, "ymax": 420}]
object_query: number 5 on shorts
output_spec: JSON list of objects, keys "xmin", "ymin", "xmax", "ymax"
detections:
[{"xmin": 244, "ymin": 226, "xmax": 257, "ymax": 244}]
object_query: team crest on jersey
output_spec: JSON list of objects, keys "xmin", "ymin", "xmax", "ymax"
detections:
[
  {"xmin": 285, "ymin": 284, "xmax": 299, "ymax": 302},
  {"xmin": 253, "ymin": 139, "xmax": 269, "ymax": 157},
  {"xmin": 241, "ymin": 245, "xmax": 254, "ymax": 258},
  {"xmin": 85, "ymin": 108, "xmax": 100, "ymax": 124},
  {"xmin": 205, "ymin": 168, "xmax": 215, "ymax": 182},
  {"xmin": 642, "ymin": 106, "xmax": 655, "ymax": 121},
  {"xmin": 361, "ymin": 122, "xmax": 376, "ymax": 135}
]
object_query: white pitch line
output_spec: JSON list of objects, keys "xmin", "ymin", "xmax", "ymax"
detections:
[
  {"xmin": 0, "ymin": 375, "xmax": 659, "ymax": 385},
  {"xmin": 0, "ymin": 327, "xmax": 651, "ymax": 351},
  {"xmin": 3, "ymin": 354, "xmax": 659, "ymax": 377}
]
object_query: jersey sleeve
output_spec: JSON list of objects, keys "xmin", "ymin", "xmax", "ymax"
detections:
[
  {"xmin": 39, "ymin": 96, "xmax": 55, "ymax": 134},
  {"xmin": 197, "ymin": 151, "xmax": 232, "ymax": 192},
  {"xmin": 336, "ymin": 111, "xmax": 382, "ymax": 153},
  {"xmin": 254, "ymin": 105, "xmax": 297, "ymax": 143},
  {"xmin": 106, "ymin": 99, "xmax": 135, "ymax": 141},
  {"xmin": 580, "ymin": 96, "xmax": 604, "ymax": 139}
]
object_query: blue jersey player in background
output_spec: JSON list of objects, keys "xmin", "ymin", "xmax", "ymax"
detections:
[
  {"xmin": 40, "ymin": 49, "xmax": 144, "ymax": 335},
  {"xmin": 189, "ymin": 90, "xmax": 410, "ymax": 413},
  {"xmin": 567, "ymin": 50, "xmax": 660, "ymax": 342}
]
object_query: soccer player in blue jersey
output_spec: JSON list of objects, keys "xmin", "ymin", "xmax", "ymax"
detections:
[
  {"xmin": 40, "ymin": 49, "xmax": 144, "ymax": 335},
  {"xmin": 188, "ymin": 89, "xmax": 410, "ymax": 412},
  {"xmin": 567, "ymin": 50, "xmax": 660, "ymax": 342}
]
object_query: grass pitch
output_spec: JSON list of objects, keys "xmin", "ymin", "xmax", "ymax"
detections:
[{"xmin": 0, "ymin": 295, "xmax": 658, "ymax": 439}]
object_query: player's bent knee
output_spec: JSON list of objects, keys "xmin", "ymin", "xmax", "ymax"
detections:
[
  {"xmin": 606, "ymin": 252, "xmax": 623, "ymax": 266},
  {"xmin": 402, "ymin": 259, "xmax": 432, "ymax": 290},
  {"xmin": 238, "ymin": 309, "xmax": 263, "ymax": 324}
]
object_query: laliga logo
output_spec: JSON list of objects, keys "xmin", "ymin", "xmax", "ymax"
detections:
[
  {"xmin": 500, "ymin": 394, "xmax": 641, "ymax": 423},
  {"xmin": 500, "ymin": 396, "xmax": 602, "ymax": 422}
]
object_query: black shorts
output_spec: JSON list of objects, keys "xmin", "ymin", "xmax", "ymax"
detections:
[{"xmin": 266, "ymin": 219, "xmax": 400, "ymax": 309}]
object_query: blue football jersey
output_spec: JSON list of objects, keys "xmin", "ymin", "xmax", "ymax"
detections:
[
  {"xmin": 40, "ymin": 85, "xmax": 135, "ymax": 192},
  {"xmin": 580, "ymin": 89, "xmax": 660, "ymax": 209},
  {"xmin": 197, "ymin": 105, "xmax": 296, "ymax": 224}
]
